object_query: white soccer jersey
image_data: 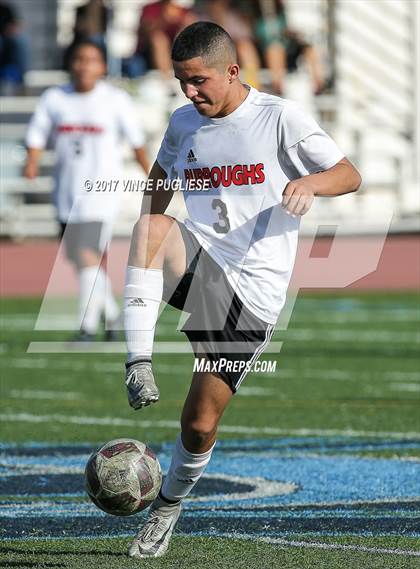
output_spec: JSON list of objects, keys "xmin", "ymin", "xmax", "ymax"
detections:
[
  {"xmin": 157, "ymin": 87, "xmax": 344, "ymax": 323},
  {"xmin": 26, "ymin": 81, "xmax": 145, "ymax": 223}
]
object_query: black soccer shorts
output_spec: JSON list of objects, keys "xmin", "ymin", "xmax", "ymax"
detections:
[
  {"xmin": 164, "ymin": 221, "xmax": 274, "ymax": 393},
  {"xmin": 59, "ymin": 221, "xmax": 108, "ymax": 263}
]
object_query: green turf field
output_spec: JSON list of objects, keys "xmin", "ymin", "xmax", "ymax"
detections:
[{"xmin": 1, "ymin": 292, "xmax": 419, "ymax": 568}]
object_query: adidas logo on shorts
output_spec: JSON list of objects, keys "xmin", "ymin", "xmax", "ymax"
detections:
[
  {"xmin": 187, "ymin": 149, "xmax": 197, "ymax": 163},
  {"xmin": 128, "ymin": 297, "xmax": 146, "ymax": 307}
]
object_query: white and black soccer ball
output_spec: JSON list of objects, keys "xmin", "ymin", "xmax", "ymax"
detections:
[{"xmin": 85, "ymin": 438, "xmax": 162, "ymax": 516}]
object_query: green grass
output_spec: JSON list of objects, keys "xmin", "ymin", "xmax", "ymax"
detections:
[
  {"xmin": 1, "ymin": 292, "xmax": 419, "ymax": 568},
  {"xmin": 1, "ymin": 293, "xmax": 419, "ymax": 445},
  {"xmin": 2, "ymin": 535, "xmax": 420, "ymax": 569}
]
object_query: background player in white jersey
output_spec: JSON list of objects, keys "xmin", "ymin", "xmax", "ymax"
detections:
[
  {"xmin": 24, "ymin": 41, "xmax": 150, "ymax": 340},
  {"xmin": 123, "ymin": 22, "xmax": 361, "ymax": 558}
]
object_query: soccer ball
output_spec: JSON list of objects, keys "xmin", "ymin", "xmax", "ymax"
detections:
[{"xmin": 85, "ymin": 438, "xmax": 162, "ymax": 516}]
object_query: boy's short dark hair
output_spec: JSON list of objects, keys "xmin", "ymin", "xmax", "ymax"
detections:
[
  {"xmin": 172, "ymin": 21, "xmax": 236, "ymax": 68},
  {"xmin": 69, "ymin": 40, "xmax": 107, "ymax": 64}
]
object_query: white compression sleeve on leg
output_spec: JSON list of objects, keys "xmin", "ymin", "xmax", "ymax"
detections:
[
  {"xmin": 161, "ymin": 435, "xmax": 216, "ymax": 502},
  {"xmin": 79, "ymin": 266, "xmax": 103, "ymax": 334},
  {"xmin": 124, "ymin": 266, "xmax": 163, "ymax": 362},
  {"xmin": 97, "ymin": 268, "xmax": 120, "ymax": 323}
]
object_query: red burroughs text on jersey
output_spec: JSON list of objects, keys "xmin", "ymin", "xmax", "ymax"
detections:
[
  {"xmin": 57, "ymin": 124, "xmax": 104, "ymax": 134},
  {"xmin": 184, "ymin": 163, "xmax": 265, "ymax": 188}
]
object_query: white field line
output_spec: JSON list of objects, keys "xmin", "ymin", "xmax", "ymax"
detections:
[
  {"xmin": 389, "ymin": 383, "xmax": 420, "ymax": 393},
  {"xmin": 2, "ymin": 358, "xmax": 190, "ymax": 375},
  {"xmin": 4, "ymin": 357, "xmax": 419, "ymax": 385},
  {"xmin": 6, "ymin": 389, "xmax": 81, "ymax": 401},
  {"xmin": 2, "ymin": 314, "xmax": 419, "ymax": 343},
  {"xmin": 22, "ymin": 329, "xmax": 420, "ymax": 355},
  {"xmin": 283, "ymin": 329, "xmax": 420, "ymax": 343},
  {"xmin": 2, "ymin": 309, "xmax": 418, "ymax": 329},
  {"xmin": 0, "ymin": 412, "xmax": 419, "ymax": 439},
  {"xmin": 292, "ymin": 311, "xmax": 419, "ymax": 323},
  {"xmin": 213, "ymin": 496, "xmax": 420, "ymax": 511},
  {"xmin": 266, "ymin": 369, "xmax": 420, "ymax": 383},
  {"xmin": 25, "ymin": 342, "xmax": 193, "ymax": 354},
  {"xmin": 384, "ymin": 372, "xmax": 420, "ymax": 382},
  {"xmin": 216, "ymin": 533, "xmax": 420, "ymax": 558},
  {"xmin": 3, "ymin": 383, "xmax": 413, "ymax": 402},
  {"xmin": 0, "ymin": 530, "xmax": 418, "ymax": 554},
  {"xmin": 237, "ymin": 386, "xmax": 276, "ymax": 397},
  {"xmin": 23, "ymin": 330, "xmax": 420, "ymax": 346},
  {"xmin": 5, "ymin": 358, "xmax": 123, "ymax": 372},
  {"xmin": 0, "ymin": 412, "xmax": 179, "ymax": 429},
  {"xmin": 153, "ymin": 363, "xmax": 193, "ymax": 374},
  {"xmin": 25, "ymin": 342, "xmax": 284, "ymax": 354}
]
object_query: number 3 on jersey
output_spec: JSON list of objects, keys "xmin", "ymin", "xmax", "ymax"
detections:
[{"xmin": 212, "ymin": 199, "xmax": 230, "ymax": 234}]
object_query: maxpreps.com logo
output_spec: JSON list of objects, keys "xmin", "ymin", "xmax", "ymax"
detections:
[{"xmin": 184, "ymin": 150, "xmax": 265, "ymax": 188}]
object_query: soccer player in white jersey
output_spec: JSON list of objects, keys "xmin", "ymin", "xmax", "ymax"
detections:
[
  {"xmin": 124, "ymin": 22, "xmax": 361, "ymax": 558},
  {"xmin": 24, "ymin": 41, "xmax": 150, "ymax": 340}
]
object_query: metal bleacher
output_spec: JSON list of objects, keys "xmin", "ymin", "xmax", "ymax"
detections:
[{"xmin": 0, "ymin": 0, "xmax": 418, "ymax": 240}]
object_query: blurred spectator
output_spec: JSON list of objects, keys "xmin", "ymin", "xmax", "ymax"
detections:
[
  {"xmin": 64, "ymin": 0, "xmax": 110, "ymax": 71},
  {"xmin": 197, "ymin": 0, "xmax": 261, "ymax": 89},
  {"xmin": 249, "ymin": 0, "xmax": 325, "ymax": 95},
  {"xmin": 123, "ymin": 0, "xmax": 196, "ymax": 79},
  {"xmin": 0, "ymin": 1, "xmax": 29, "ymax": 94},
  {"xmin": 74, "ymin": 0, "xmax": 109, "ymax": 47}
]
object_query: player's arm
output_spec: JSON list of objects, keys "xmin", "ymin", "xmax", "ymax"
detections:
[
  {"xmin": 279, "ymin": 103, "xmax": 362, "ymax": 216},
  {"xmin": 140, "ymin": 160, "xmax": 174, "ymax": 216},
  {"xmin": 282, "ymin": 157, "xmax": 361, "ymax": 216},
  {"xmin": 133, "ymin": 146, "xmax": 151, "ymax": 176},
  {"xmin": 24, "ymin": 147, "xmax": 43, "ymax": 179},
  {"xmin": 24, "ymin": 90, "xmax": 53, "ymax": 180},
  {"xmin": 138, "ymin": 109, "xmax": 178, "ymax": 216},
  {"xmin": 116, "ymin": 90, "xmax": 151, "ymax": 176}
]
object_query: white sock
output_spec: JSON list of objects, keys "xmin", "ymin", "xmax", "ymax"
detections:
[
  {"xmin": 96, "ymin": 268, "xmax": 120, "ymax": 324},
  {"xmin": 79, "ymin": 266, "xmax": 103, "ymax": 333},
  {"xmin": 161, "ymin": 434, "xmax": 215, "ymax": 502},
  {"xmin": 124, "ymin": 266, "xmax": 163, "ymax": 362}
]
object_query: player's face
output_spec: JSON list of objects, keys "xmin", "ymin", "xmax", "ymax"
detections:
[
  {"xmin": 70, "ymin": 45, "xmax": 106, "ymax": 92},
  {"xmin": 173, "ymin": 57, "xmax": 236, "ymax": 118}
]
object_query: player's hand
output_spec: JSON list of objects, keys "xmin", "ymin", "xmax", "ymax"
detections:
[
  {"xmin": 282, "ymin": 179, "xmax": 315, "ymax": 216},
  {"xmin": 24, "ymin": 161, "xmax": 38, "ymax": 180}
]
